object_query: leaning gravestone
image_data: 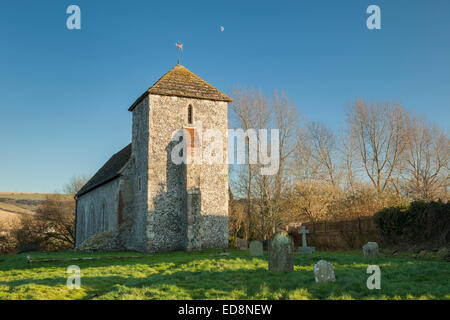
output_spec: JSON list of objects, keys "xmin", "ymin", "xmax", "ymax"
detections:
[
  {"xmin": 313, "ymin": 260, "xmax": 336, "ymax": 283},
  {"xmin": 249, "ymin": 240, "xmax": 263, "ymax": 256},
  {"xmin": 362, "ymin": 242, "xmax": 379, "ymax": 258},
  {"xmin": 298, "ymin": 225, "xmax": 315, "ymax": 254},
  {"xmin": 237, "ymin": 238, "xmax": 248, "ymax": 250},
  {"xmin": 268, "ymin": 231, "xmax": 294, "ymax": 272}
]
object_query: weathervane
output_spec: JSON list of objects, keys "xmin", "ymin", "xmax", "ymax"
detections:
[{"xmin": 175, "ymin": 41, "xmax": 183, "ymax": 64}]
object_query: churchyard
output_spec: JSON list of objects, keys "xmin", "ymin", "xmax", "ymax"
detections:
[{"xmin": 0, "ymin": 247, "xmax": 448, "ymax": 300}]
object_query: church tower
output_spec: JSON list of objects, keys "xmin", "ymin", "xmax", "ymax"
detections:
[{"xmin": 128, "ymin": 64, "xmax": 231, "ymax": 252}]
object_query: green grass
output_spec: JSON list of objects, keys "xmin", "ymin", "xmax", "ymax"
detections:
[{"xmin": 0, "ymin": 250, "xmax": 448, "ymax": 300}]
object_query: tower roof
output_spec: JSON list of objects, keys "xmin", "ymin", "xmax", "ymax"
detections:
[{"xmin": 128, "ymin": 64, "xmax": 232, "ymax": 111}]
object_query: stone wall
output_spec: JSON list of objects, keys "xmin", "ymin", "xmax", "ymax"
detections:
[
  {"xmin": 146, "ymin": 94, "xmax": 229, "ymax": 251},
  {"xmin": 75, "ymin": 179, "xmax": 120, "ymax": 246},
  {"xmin": 128, "ymin": 96, "xmax": 150, "ymax": 251},
  {"xmin": 117, "ymin": 158, "xmax": 148, "ymax": 252},
  {"xmin": 75, "ymin": 159, "xmax": 147, "ymax": 251}
]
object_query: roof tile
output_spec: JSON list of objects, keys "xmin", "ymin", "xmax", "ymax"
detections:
[{"xmin": 129, "ymin": 64, "xmax": 232, "ymax": 111}]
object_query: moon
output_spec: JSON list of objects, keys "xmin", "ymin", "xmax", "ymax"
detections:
[{"xmin": 220, "ymin": 26, "xmax": 224, "ymax": 32}]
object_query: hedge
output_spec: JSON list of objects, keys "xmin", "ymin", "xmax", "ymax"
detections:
[{"xmin": 374, "ymin": 201, "xmax": 450, "ymax": 248}]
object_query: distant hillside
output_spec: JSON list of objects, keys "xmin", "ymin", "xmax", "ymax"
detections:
[{"xmin": 0, "ymin": 192, "xmax": 73, "ymax": 229}]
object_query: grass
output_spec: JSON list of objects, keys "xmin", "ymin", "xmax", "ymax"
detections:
[{"xmin": 0, "ymin": 249, "xmax": 448, "ymax": 300}]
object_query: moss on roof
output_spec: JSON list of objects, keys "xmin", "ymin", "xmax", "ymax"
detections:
[{"xmin": 129, "ymin": 64, "xmax": 232, "ymax": 111}]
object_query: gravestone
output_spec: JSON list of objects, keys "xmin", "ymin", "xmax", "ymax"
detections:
[
  {"xmin": 237, "ymin": 238, "xmax": 248, "ymax": 250},
  {"xmin": 268, "ymin": 231, "xmax": 294, "ymax": 272},
  {"xmin": 298, "ymin": 226, "xmax": 315, "ymax": 254},
  {"xmin": 249, "ymin": 240, "xmax": 263, "ymax": 256},
  {"xmin": 313, "ymin": 260, "xmax": 336, "ymax": 283},
  {"xmin": 362, "ymin": 242, "xmax": 379, "ymax": 258}
]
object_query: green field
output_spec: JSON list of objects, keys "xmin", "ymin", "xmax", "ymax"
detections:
[{"xmin": 0, "ymin": 249, "xmax": 448, "ymax": 300}]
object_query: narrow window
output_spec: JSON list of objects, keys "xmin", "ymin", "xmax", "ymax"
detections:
[
  {"xmin": 138, "ymin": 177, "xmax": 142, "ymax": 191},
  {"xmin": 187, "ymin": 105, "xmax": 193, "ymax": 125}
]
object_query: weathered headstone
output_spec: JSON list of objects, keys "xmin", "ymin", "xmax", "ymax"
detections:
[
  {"xmin": 362, "ymin": 242, "xmax": 379, "ymax": 258},
  {"xmin": 313, "ymin": 260, "xmax": 336, "ymax": 283},
  {"xmin": 249, "ymin": 240, "xmax": 263, "ymax": 256},
  {"xmin": 268, "ymin": 231, "xmax": 294, "ymax": 272},
  {"xmin": 237, "ymin": 238, "xmax": 248, "ymax": 250},
  {"xmin": 298, "ymin": 226, "xmax": 315, "ymax": 254}
]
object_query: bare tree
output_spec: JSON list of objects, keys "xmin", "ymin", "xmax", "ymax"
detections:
[
  {"xmin": 228, "ymin": 187, "xmax": 246, "ymax": 239},
  {"xmin": 291, "ymin": 182, "xmax": 329, "ymax": 221},
  {"xmin": 272, "ymin": 91, "xmax": 299, "ymax": 196},
  {"xmin": 230, "ymin": 87, "xmax": 270, "ymax": 239},
  {"xmin": 347, "ymin": 100, "xmax": 407, "ymax": 194},
  {"xmin": 63, "ymin": 175, "xmax": 90, "ymax": 195},
  {"xmin": 15, "ymin": 195, "xmax": 75, "ymax": 251},
  {"xmin": 292, "ymin": 127, "xmax": 322, "ymax": 182},
  {"xmin": 259, "ymin": 91, "xmax": 299, "ymax": 236},
  {"xmin": 13, "ymin": 176, "xmax": 86, "ymax": 251},
  {"xmin": 404, "ymin": 115, "xmax": 449, "ymax": 200},
  {"xmin": 307, "ymin": 121, "xmax": 339, "ymax": 186},
  {"xmin": 35, "ymin": 196, "xmax": 76, "ymax": 247},
  {"xmin": 230, "ymin": 88, "xmax": 300, "ymax": 239},
  {"xmin": 338, "ymin": 126, "xmax": 358, "ymax": 192}
]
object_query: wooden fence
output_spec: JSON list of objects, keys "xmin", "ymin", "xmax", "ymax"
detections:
[{"xmin": 288, "ymin": 216, "xmax": 380, "ymax": 250}]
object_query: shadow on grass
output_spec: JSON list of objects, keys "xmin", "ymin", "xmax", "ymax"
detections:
[
  {"xmin": 1, "ymin": 250, "xmax": 448, "ymax": 300},
  {"xmin": 90, "ymin": 263, "xmax": 448, "ymax": 300}
]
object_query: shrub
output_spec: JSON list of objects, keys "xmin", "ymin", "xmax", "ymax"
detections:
[
  {"xmin": 14, "ymin": 197, "xmax": 75, "ymax": 252},
  {"xmin": 0, "ymin": 233, "xmax": 16, "ymax": 254},
  {"xmin": 0, "ymin": 220, "xmax": 19, "ymax": 254},
  {"xmin": 374, "ymin": 200, "xmax": 450, "ymax": 248},
  {"xmin": 228, "ymin": 236, "xmax": 237, "ymax": 248}
]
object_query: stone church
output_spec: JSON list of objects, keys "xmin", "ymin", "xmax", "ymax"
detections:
[{"xmin": 74, "ymin": 64, "xmax": 231, "ymax": 252}]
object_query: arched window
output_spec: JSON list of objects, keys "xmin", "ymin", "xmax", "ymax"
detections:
[{"xmin": 187, "ymin": 105, "xmax": 193, "ymax": 125}]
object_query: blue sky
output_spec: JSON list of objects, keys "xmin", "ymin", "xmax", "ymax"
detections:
[{"xmin": 0, "ymin": 0, "xmax": 449, "ymax": 192}]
